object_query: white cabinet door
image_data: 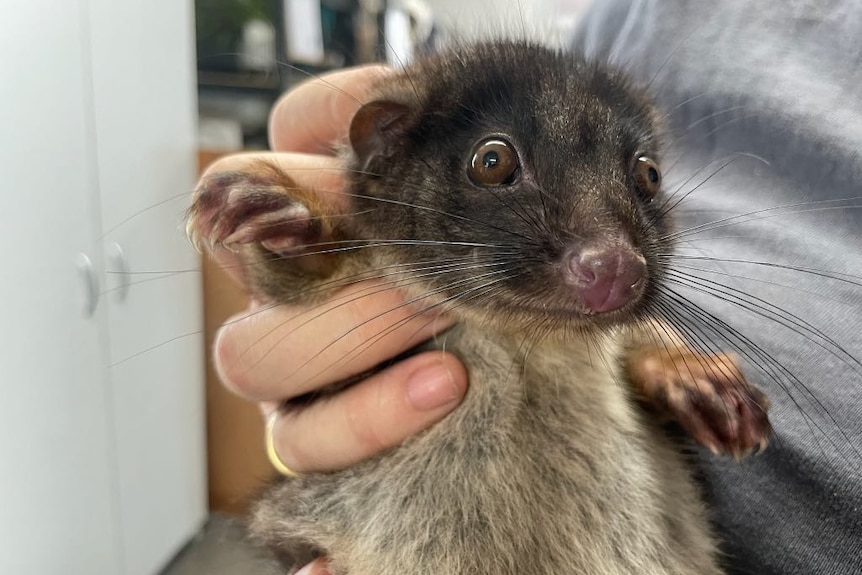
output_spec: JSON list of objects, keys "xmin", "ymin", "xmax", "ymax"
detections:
[
  {"xmin": 0, "ymin": 1, "xmax": 121, "ymax": 574},
  {"xmin": 86, "ymin": 1, "xmax": 207, "ymax": 574}
]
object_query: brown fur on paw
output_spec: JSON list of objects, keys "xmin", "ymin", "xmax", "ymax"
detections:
[{"xmin": 626, "ymin": 347, "xmax": 772, "ymax": 458}]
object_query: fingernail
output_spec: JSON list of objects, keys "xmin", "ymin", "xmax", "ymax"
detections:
[
  {"xmin": 295, "ymin": 559, "xmax": 331, "ymax": 575},
  {"xmin": 407, "ymin": 361, "xmax": 460, "ymax": 411}
]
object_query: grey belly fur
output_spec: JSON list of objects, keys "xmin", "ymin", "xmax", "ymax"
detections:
[{"xmin": 251, "ymin": 325, "xmax": 722, "ymax": 575}]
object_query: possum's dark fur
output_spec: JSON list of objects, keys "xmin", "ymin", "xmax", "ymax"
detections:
[{"xmin": 188, "ymin": 41, "xmax": 771, "ymax": 575}]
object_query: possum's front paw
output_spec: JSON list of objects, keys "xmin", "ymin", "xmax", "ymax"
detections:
[
  {"xmin": 187, "ymin": 161, "xmax": 349, "ymax": 302},
  {"xmin": 187, "ymin": 166, "xmax": 322, "ymax": 255},
  {"xmin": 626, "ymin": 347, "xmax": 772, "ymax": 458}
]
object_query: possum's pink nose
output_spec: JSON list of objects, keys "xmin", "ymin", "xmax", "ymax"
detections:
[{"xmin": 565, "ymin": 244, "xmax": 647, "ymax": 313}]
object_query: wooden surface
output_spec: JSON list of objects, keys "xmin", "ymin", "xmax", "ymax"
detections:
[{"xmin": 199, "ymin": 150, "xmax": 276, "ymax": 515}]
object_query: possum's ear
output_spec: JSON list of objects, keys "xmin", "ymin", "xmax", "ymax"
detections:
[{"xmin": 349, "ymin": 101, "xmax": 415, "ymax": 174}]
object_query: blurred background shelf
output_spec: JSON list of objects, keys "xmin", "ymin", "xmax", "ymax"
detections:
[{"xmin": 197, "ymin": 70, "xmax": 284, "ymax": 90}]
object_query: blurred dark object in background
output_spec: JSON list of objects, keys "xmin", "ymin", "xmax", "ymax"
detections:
[
  {"xmin": 195, "ymin": 0, "xmax": 443, "ymax": 148},
  {"xmin": 195, "ymin": 0, "xmax": 388, "ymax": 148}
]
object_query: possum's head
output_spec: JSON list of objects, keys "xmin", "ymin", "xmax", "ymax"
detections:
[{"xmin": 348, "ymin": 41, "xmax": 671, "ymax": 333}]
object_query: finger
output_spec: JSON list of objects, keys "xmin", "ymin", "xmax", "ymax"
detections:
[
  {"xmin": 267, "ymin": 350, "xmax": 468, "ymax": 473},
  {"xmin": 214, "ymin": 280, "xmax": 456, "ymax": 401},
  {"xmin": 268, "ymin": 65, "xmax": 390, "ymax": 154},
  {"xmin": 200, "ymin": 151, "xmax": 346, "ymax": 198},
  {"xmin": 197, "ymin": 151, "xmax": 348, "ymax": 288}
]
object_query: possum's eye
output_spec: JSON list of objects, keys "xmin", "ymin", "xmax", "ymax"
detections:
[
  {"xmin": 631, "ymin": 156, "xmax": 661, "ymax": 200},
  {"xmin": 468, "ymin": 139, "xmax": 520, "ymax": 187}
]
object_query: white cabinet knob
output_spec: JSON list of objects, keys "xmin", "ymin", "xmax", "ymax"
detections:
[
  {"xmin": 75, "ymin": 252, "xmax": 99, "ymax": 317},
  {"xmin": 107, "ymin": 242, "xmax": 130, "ymax": 302}
]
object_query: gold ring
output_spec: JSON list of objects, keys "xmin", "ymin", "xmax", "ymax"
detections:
[{"xmin": 265, "ymin": 411, "xmax": 299, "ymax": 477}]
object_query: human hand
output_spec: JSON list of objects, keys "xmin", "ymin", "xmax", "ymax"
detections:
[{"xmin": 202, "ymin": 66, "xmax": 469, "ymax": 480}]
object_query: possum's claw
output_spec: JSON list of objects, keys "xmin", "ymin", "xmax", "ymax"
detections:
[{"xmin": 626, "ymin": 348, "xmax": 772, "ymax": 458}]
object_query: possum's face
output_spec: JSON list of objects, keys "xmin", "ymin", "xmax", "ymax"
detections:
[{"xmin": 350, "ymin": 43, "xmax": 671, "ymax": 332}]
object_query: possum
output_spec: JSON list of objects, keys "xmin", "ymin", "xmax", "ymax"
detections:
[{"xmin": 187, "ymin": 41, "xmax": 773, "ymax": 574}]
